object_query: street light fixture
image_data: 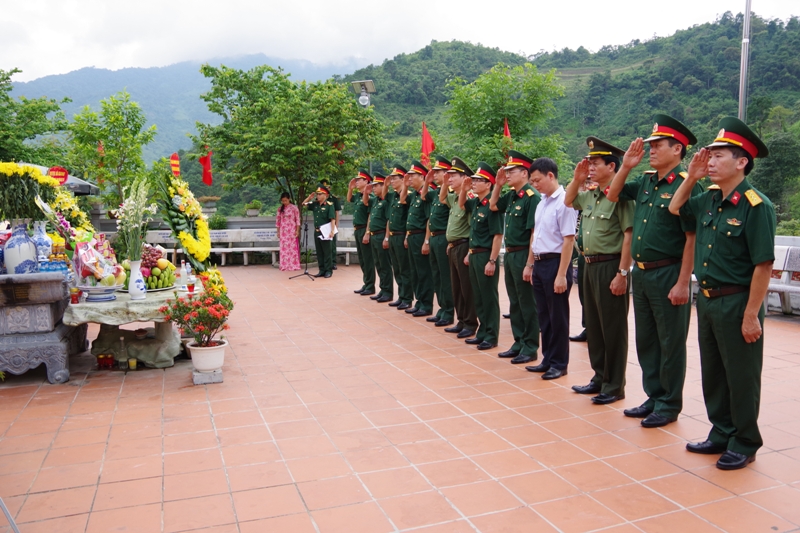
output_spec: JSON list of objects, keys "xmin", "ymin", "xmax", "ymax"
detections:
[{"xmin": 351, "ymin": 80, "xmax": 376, "ymax": 108}]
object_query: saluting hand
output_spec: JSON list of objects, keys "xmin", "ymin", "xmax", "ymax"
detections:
[
  {"xmin": 425, "ymin": 169, "xmax": 435, "ymax": 185},
  {"xmin": 687, "ymin": 148, "xmax": 710, "ymax": 181},
  {"xmin": 348, "ymin": 178, "xmax": 357, "ymax": 190},
  {"xmin": 496, "ymin": 167, "xmax": 507, "ymax": 187},
  {"xmin": 573, "ymin": 159, "xmax": 590, "ymax": 183},
  {"xmin": 463, "ymin": 177, "xmax": 473, "ymax": 189},
  {"xmin": 622, "ymin": 138, "xmax": 645, "ymax": 170}
]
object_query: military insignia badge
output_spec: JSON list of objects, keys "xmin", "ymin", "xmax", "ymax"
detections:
[
  {"xmin": 718, "ymin": 129, "xmax": 726, "ymax": 138},
  {"xmin": 588, "ymin": 140, "xmax": 594, "ymax": 149},
  {"xmin": 653, "ymin": 123, "xmax": 659, "ymax": 132},
  {"xmin": 660, "ymin": 193, "xmax": 673, "ymax": 199},
  {"xmin": 515, "ymin": 205, "xmax": 521, "ymax": 210},
  {"xmin": 730, "ymin": 191, "xmax": 741, "ymax": 205},
  {"xmin": 727, "ymin": 218, "xmax": 742, "ymax": 226},
  {"xmin": 526, "ymin": 189, "xmax": 534, "ymax": 196},
  {"xmin": 478, "ymin": 212, "xmax": 485, "ymax": 218},
  {"xmin": 508, "ymin": 156, "xmax": 513, "ymax": 163},
  {"xmin": 666, "ymin": 173, "xmax": 675, "ymax": 184},
  {"xmin": 452, "ymin": 159, "xmax": 457, "ymax": 166},
  {"xmin": 603, "ymin": 186, "xmax": 611, "ymax": 196},
  {"xmin": 745, "ymin": 189, "xmax": 762, "ymax": 206}
]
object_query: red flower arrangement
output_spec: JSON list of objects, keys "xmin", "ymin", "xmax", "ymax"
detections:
[{"xmin": 159, "ymin": 289, "xmax": 233, "ymax": 347}]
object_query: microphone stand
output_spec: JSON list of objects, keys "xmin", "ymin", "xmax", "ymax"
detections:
[{"xmin": 290, "ymin": 207, "xmax": 315, "ymax": 281}]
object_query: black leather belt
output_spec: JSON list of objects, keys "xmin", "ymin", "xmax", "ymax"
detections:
[
  {"xmin": 635, "ymin": 257, "xmax": 681, "ymax": 270},
  {"xmin": 506, "ymin": 245, "xmax": 528, "ymax": 253},
  {"xmin": 369, "ymin": 229, "xmax": 386, "ymax": 236},
  {"xmin": 534, "ymin": 253, "xmax": 561, "ymax": 261},
  {"xmin": 584, "ymin": 253, "xmax": 621, "ymax": 264},
  {"xmin": 449, "ymin": 238, "xmax": 469, "ymax": 246},
  {"xmin": 431, "ymin": 230, "xmax": 446, "ymax": 237},
  {"xmin": 354, "ymin": 224, "xmax": 367, "ymax": 230},
  {"xmin": 700, "ymin": 285, "xmax": 749, "ymax": 299},
  {"xmin": 470, "ymin": 247, "xmax": 491, "ymax": 254},
  {"xmin": 406, "ymin": 229, "xmax": 425, "ymax": 235},
  {"xmin": 389, "ymin": 231, "xmax": 404, "ymax": 236}
]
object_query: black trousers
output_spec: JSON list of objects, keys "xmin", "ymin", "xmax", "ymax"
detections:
[
  {"xmin": 533, "ymin": 257, "xmax": 573, "ymax": 371},
  {"xmin": 448, "ymin": 241, "xmax": 478, "ymax": 330}
]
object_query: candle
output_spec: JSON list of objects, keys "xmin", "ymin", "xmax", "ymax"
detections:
[{"xmin": 128, "ymin": 358, "xmax": 138, "ymax": 370}]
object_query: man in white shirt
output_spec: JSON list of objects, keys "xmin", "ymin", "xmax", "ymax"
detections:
[{"xmin": 525, "ymin": 158, "xmax": 578, "ymax": 380}]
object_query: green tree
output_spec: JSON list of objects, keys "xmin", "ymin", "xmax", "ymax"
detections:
[
  {"xmin": 195, "ymin": 64, "xmax": 388, "ymax": 202},
  {"xmin": 445, "ymin": 63, "xmax": 566, "ymax": 168},
  {"xmin": 0, "ymin": 68, "xmax": 69, "ymax": 165},
  {"xmin": 66, "ymin": 91, "xmax": 157, "ymax": 208},
  {"xmin": 749, "ymin": 132, "xmax": 800, "ymax": 213}
]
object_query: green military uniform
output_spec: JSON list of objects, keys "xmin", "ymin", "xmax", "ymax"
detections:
[
  {"xmin": 446, "ymin": 157, "xmax": 479, "ymax": 333},
  {"xmin": 387, "ymin": 165, "xmax": 413, "ymax": 306},
  {"xmin": 330, "ymin": 193, "xmax": 342, "ymax": 266},
  {"xmin": 573, "ymin": 180, "xmax": 634, "ymax": 397},
  {"xmin": 307, "ymin": 193, "xmax": 336, "ymax": 276},
  {"xmin": 428, "ymin": 157, "xmax": 454, "ymax": 323},
  {"xmin": 368, "ymin": 181, "xmax": 393, "ymax": 299},
  {"xmin": 352, "ymin": 185, "xmax": 375, "ymax": 293},
  {"xmin": 680, "ymin": 118, "xmax": 775, "ymax": 459},
  {"xmin": 465, "ymin": 163, "xmax": 504, "ymax": 346},
  {"xmin": 405, "ymin": 163, "xmax": 435, "ymax": 313},
  {"xmin": 574, "ymin": 215, "xmax": 586, "ymax": 329},
  {"xmin": 496, "ymin": 176, "xmax": 540, "ymax": 357}
]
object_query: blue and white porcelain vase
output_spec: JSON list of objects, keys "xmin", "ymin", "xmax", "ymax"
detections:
[
  {"xmin": 3, "ymin": 222, "xmax": 39, "ymax": 274},
  {"xmin": 128, "ymin": 260, "xmax": 147, "ymax": 300},
  {"xmin": 32, "ymin": 221, "xmax": 53, "ymax": 262}
]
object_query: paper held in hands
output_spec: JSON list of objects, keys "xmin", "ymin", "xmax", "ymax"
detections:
[{"xmin": 318, "ymin": 223, "xmax": 338, "ymax": 240}]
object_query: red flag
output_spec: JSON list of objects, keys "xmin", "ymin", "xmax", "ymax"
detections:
[
  {"xmin": 421, "ymin": 122, "xmax": 435, "ymax": 167},
  {"xmin": 198, "ymin": 150, "xmax": 213, "ymax": 186},
  {"xmin": 503, "ymin": 118, "xmax": 512, "ymax": 140},
  {"xmin": 169, "ymin": 153, "xmax": 181, "ymax": 177}
]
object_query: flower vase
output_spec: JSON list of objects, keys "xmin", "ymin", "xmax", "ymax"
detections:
[
  {"xmin": 3, "ymin": 222, "xmax": 38, "ymax": 275},
  {"xmin": 128, "ymin": 260, "xmax": 147, "ymax": 300},
  {"xmin": 188, "ymin": 339, "xmax": 227, "ymax": 373},
  {"xmin": 32, "ymin": 221, "xmax": 53, "ymax": 262}
]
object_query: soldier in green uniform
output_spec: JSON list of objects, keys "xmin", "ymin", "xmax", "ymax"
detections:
[
  {"xmin": 670, "ymin": 117, "xmax": 775, "ymax": 470},
  {"xmin": 606, "ymin": 115, "xmax": 704, "ymax": 428},
  {"xmin": 460, "ymin": 163, "xmax": 504, "ymax": 350},
  {"xmin": 348, "ymin": 169, "xmax": 375, "ymax": 295},
  {"xmin": 490, "ymin": 150, "xmax": 540, "ymax": 364},
  {"xmin": 565, "ymin": 138, "xmax": 634, "ymax": 404},
  {"xmin": 363, "ymin": 173, "xmax": 393, "ymax": 302},
  {"xmin": 401, "ymin": 161, "xmax": 435, "ymax": 317},
  {"xmin": 423, "ymin": 156, "xmax": 454, "ymax": 327},
  {"xmin": 386, "ymin": 165, "xmax": 414, "ymax": 310},
  {"xmin": 302, "ymin": 185, "xmax": 337, "ymax": 278},
  {"xmin": 318, "ymin": 179, "xmax": 341, "ymax": 270}
]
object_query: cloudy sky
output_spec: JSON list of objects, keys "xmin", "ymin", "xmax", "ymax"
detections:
[{"xmin": 3, "ymin": 0, "xmax": 797, "ymax": 81}]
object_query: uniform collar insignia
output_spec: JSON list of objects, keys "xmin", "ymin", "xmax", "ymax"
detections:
[
  {"xmin": 481, "ymin": 198, "xmax": 488, "ymax": 206},
  {"xmin": 730, "ymin": 191, "xmax": 741, "ymax": 205},
  {"xmin": 518, "ymin": 190, "xmax": 525, "ymax": 198},
  {"xmin": 666, "ymin": 173, "xmax": 675, "ymax": 184},
  {"xmin": 603, "ymin": 185, "xmax": 610, "ymax": 196}
]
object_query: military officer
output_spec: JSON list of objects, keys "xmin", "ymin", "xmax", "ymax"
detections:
[
  {"xmin": 423, "ymin": 156, "xmax": 455, "ymax": 327},
  {"xmin": 460, "ymin": 163, "xmax": 504, "ymax": 350},
  {"xmin": 606, "ymin": 115, "xmax": 703, "ymax": 428},
  {"xmin": 348, "ymin": 169, "xmax": 376, "ymax": 295},
  {"xmin": 670, "ymin": 117, "xmax": 775, "ymax": 470},
  {"xmin": 490, "ymin": 150, "xmax": 540, "ymax": 364},
  {"xmin": 319, "ymin": 179, "xmax": 342, "ymax": 270},
  {"xmin": 564, "ymin": 138, "xmax": 634, "ymax": 404},
  {"xmin": 401, "ymin": 161, "xmax": 436, "ymax": 317},
  {"xmin": 302, "ymin": 185, "xmax": 337, "ymax": 278},
  {"xmin": 441, "ymin": 158, "xmax": 479, "ymax": 339},
  {"xmin": 363, "ymin": 173, "xmax": 393, "ymax": 302},
  {"xmin": 386, "ymin": 165, "xmax": 414, "ymax": 310}
]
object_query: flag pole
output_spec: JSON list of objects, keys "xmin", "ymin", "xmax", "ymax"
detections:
[{"xmin": 738, "ymin": 0, "xmax": 752, "ymax": 121}]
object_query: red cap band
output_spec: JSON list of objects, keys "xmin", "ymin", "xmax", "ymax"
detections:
[
  {"xmin": 474, "ymin": 168, "xmax": 496, "ymax": 184},
  {"xmin": 714, "ymin": 130, "xmax": 758, "ymax": 158},
  {"xmin": 651, "ymin": 125, "xmax": 690, "ymax": 146}
]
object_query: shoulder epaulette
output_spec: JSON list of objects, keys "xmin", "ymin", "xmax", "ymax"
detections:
[
  {"xmin": 526, "ymin": 189, "xmax": 534, "ymax": 197},
  {"xmin": 744, "ymin": 189, "xmax": 763, "ymax": 207},
  {"xmin": 644, "ymin": 170, "xmax": 657, "ymax": 175},
  {"xmin": 679, "ymin": 172, "xmax": 688, "ymax": 179},
  {"xmin": 707, "ymin": 184, "xmax": 721, "ymax": 190},
  {"xmin": 326, "ymin": 201, "xmax": 333, "ymax": 205}
]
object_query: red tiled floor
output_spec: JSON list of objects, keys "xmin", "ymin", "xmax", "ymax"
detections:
[{"xmin": 2, "ymin": 264, "xmax": 800, "ymax": 532}]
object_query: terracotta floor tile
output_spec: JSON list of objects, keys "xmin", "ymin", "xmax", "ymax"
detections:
[
  {"xmin": 541, "ymin": 417, "xmax": 606, "ymax": 440},
  {"xmin": 398, "ymin": 439, "xmax": 463, "ymax": 464},
  {"xmin": 30, "ymin": 461, "xmax": 102, "ymax": 492},
  {"xmin": 472, "ymin": 410, "xmax": 531, "ymax": 430},
  {"xmin": 412, "ymin": 520, "xmax": 477, "ymax": 532},
  {"xmin": 496, "ymin": 424, "xmax": 560, "ymax": 447},
  {"xmin": 297, "ymin": 474, "xmax": 370, "ymax": 510},
  {"xmin": 42, "ymin": 442, "xmax": 107, "ymax": 468},
  {"xmin": 276, "ymin": 435, "xmax": 338, "ymax": 460},
  {"xmin": 232, "ymin": 485, "xmax": 306, "ymax": 523},
  {"xmin": 692, "ymin": 463, "xmax": 781, "ymax": 495},
  {"xmin": 316, "ymin": 413, "xmax": 373, "ymax": 433},
  {"xmin": 238, "ymin": 513, "xmax": 317, "ymax": 533},
  {"xmin": 108, "ymin": 421, "xmax": 161, "ymax": 442},
  {"xmin": 572, "ymin": 432, "xmax": 642, "ymax": 459},
  {"xmin": 227, "ymin": 461, "xmax": 293, "ymax": 492},
  {"xmin": 593, "ymin": 483, "xmax": 680, "ymax": 521},
  {"xmin": 381, "ymin": 422, "xmax": 440, "ymax": 445},
  {"xmin": 0, "ymin": 471, "xmax": 35, "ymax": 498},
  {"xmin": 692, "ymin": 497, "xmax": 796, "ymax": 533},
  {"xmin": 555, "ymin": 460, "xmax": 633, "ymax": 492},
  {"xmin": 410, "ymin": 402, "xmax": 464, "ymax": 421},
  {"xmin": 360, "ymin": 466, "xmax": 433, "ymax": 498},
  {"xmin": 164, "ymin": 448, "xmax": 223, "ymax": 475},
  {"xmin": 418, "ymin": 458, "xmax": 491, "ymax": 488},
  {"xmin": 426, "ymin": 416, "xmax": 486, "ymax": 437},
  {"xmin": 0, "ymin": 450, "xmax": 46, "ymax": 475},
  {"xmin": 86, "ymin": 503, "xmax": 161, "ymax": 533},
  {"xmin": 449, "ymin": 431, "xmax": 513, "ymax": 456},
  {"xmin": 364, "ymin": 408, "xmax": 420, "ymax": 427},
  {"xmin": 636, "ymin": 510, "xmax": 733, "ymax": 533},
  {"xmin": 163, "ymin": 430, "xmax": 217, "ymax": 454},
  {"xmin": 750, "ymin": 451, "xmax": 800, "ymax": 484},
  {"xmin": 93, "ymin": 477, "xmax": 162, "ymax": 511},
  {"xmin": 329, "ymin": 428, "xmax": 392, "ymax": 452},
  {"xmin": 58, "ymin": 412, "xmax": 114, "ymax": 432},
  {"xmin": 51, "ymin": 426, "xmax": 110, "ymax": 449},
  {"xmin": 164, "ymin": 493, "xmax": 237, "ymax": 532},
  {"xmin": 164, "ymin": 468, "xmax": 230, "ymax": 501},
  {"xmin": 450, "ymin": 397, "xmax": 505, "ymax": 414},
  {"xmin": 614, "ymin": 425, "xmax": 684, "ymax": 449},
  {"xmin": 163, "ymin": 416, "xmax": 214, "ymax": 435},
  {"xmin": 525, "ymin": 441, "xmax": 595, "ymax": 468},
  {"xmin": 471, "ymin": 449, "xmax": 544, "ymax": 478},
  {"xmin": 378, "ymin": 491, "xmax": 461, "ymax": 530},
  {"xmin": 105, "ymin": 435, "xmax": 163, "ymax": 461},
  {"xmin": 743, "ymin": 485, "xmax": 800, "ymax": 525},
  {"xmin": 534, "ymin": 494, "xmax": 625, "ymax": 533},
  {"xmin": 268, "ymin": 419, "xmax": 324, "ymax": 440},
  {"xmin": 216, "ymin": 424, "xmax": 273, "ymax": 447},
  {"xmin": 311, "ymin": 502, "xmax": 395, "ymax": 533},
  {"xmin": 343, "ymin": 446, "xmax": 410, "ymax": 473},
  {"xmin": 0, "ymin": 433, "xmax": 54, "ymax": 455},
  {"xmin": 644, "ymin": 472, "xmax": 734, "ymax": 507},
  {"xmin": 501, "ymin": 470, "xmax": 580, "ymax": 504},
  {"xmin": 16, "ymin": 485, "xmax": 96, "ymax": 523},
  {"xmin": 515, "ymin": 403, "xmax": 573, "ymax": 423},
  {"xmin": 14, "ymin": 513, "xmax": 88, "ymax": 532},
  {"xmin": 210, "ymin": 398, "xmax": 258, "ymax": 414},
  {"xmin": 5, "ymin": 417, "xmax": 63, "ymax": 437},
  {"xmin": 603, "ymin": 451, "xmax": 684, "ymax": 481},
  {"xmin": 440, "ymin": 480, "xmax": 520, "ymax": 516},
  {"xmin": 221, "ymin": 441, "xmax": 281, "ymax": 467}
]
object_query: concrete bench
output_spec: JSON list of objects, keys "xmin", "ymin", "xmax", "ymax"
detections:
[
  {"xmin": 145, "ymin": 229, "xmax": 280, "ymax": 266},
  {"xmin": 767, "ymin": 245, "xmax": 800, "ymax": 314}
]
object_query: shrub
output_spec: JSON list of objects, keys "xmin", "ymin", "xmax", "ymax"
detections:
[
  {"xmin": 244, "ymin": 199, "xmax": 262, "ymax": 210},
  {"xmin": 207, "ymin": 212, "xmax": 227, "ymax": 230}
]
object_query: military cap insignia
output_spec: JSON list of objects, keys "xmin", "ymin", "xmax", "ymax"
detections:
[
  {"xmin": 718, "ymin": 129, "xmax": 726, "ymax": 138},
  {"xmin": 653, "ymin": 123, "xmax": 659, "ymax": 132},
  {"xmin": 588, "ymin": 140, "xmax": 594, "ymax": 149},
  {"xmin": 660, "ymin": 193, "xmax": 673, "ymax": 199},
  {"xmin": 508, "ymin": 156, "xmax": 514, "ymax": 163},
  {"xmin": 726, "ymin": 218, "xmax": 742, "ymax": 226},
  {"xmin": 452, "ymin": 159, "xmax": 457, "ymax": 166},
  {"xmin": 745, "ymin": 190, "xmax": 763, "ymax": 206}
]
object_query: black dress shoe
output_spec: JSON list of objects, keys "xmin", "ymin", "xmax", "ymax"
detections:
[
  {"xmin": 542, "ymin": 367, "xmax": 567, "ymax": 380},
  {"xmin": 404, "ymin": 307, "xmax": 419, "ymax": 314},
  {"xmin": 375, "ymin": 295, "xmax": 392, "ymax": 303},
  {"xmin": 354, "ymin": 288, "xmax": 366, "ymax": 293},
  {"xmin": 572, "ymin": 382, "xmax": 601, "ymax": 395},
  {"xmin": 444, "ymin": 325, "xmax": 463, "ymax": 334},
  {"xmin": 510, "ymin": 353, "xmax": 535, "ymax": 364},
  {"xmin": 641, "ymin": 412, "xmax": 676, "ymax": 428},
  {"xmin": 426, "ymin": 316, "xmax": 440, "ymax": 322},
  {"xmin": 464, "ymin": 337, "xmax": 482, "ymax": 345},
  {"xmin": 477, "ymin": 341, "xmax": 497, "ymax": 350},
  {"xmin": 503, "ymin": 313, "xmax": 511, "ymax": 319},
  {"xmin": 716, "ymin": 450, "xmax": 755, "ymax": 470},
  {"xmin": 497, "ymin": 348, "xmax": 519, "ymax": 358},
  {"xmin": 525, "ymin": 363, "xmax": 550, "ymax": 372},
  {"xmin": 360, "ymin": 290, "xmax": 376, "ymax": 296},
  {"xmin": 623, "ymin": 404, "xmax": 653, "ymax": 418},
  {"xmin": 388, "ymin": 300, "xmax": 402, "ymax": 307},
  {"xmin": 323, "ymin": 272, "xmax": 332, "ymax": 278},
  {"xmin": 314, "ymin": 272, "xmax": 325, "ymax": 277},
  {"xmin": 413, "ymin": 310, "xmax": 432, "ymax": 317},
  {"xmin": 370, "ymin": 294, "xmax": 382, "ymax": 300},
  {"xmin": 332, "ymin": 265, "xmax": 338, "ymax": 270},
  {"xmin": 397, "ymin": 303, "xmax": 411, "ymax": 310},
  {"xmin": 569, "ymin": 330, "xmax": 587, "ymax": 342},
  {"xmin": 456, "ymin": 329, "xmax": 475, "ymax": 339},
  {"xmin": 591, "ymin": 393, "xmax": 625, "ymax": 405},
  {"xmin": 686, "ymin": 440, "xmax": 727, "ymax": 455},
  {"xmin": 435, "ymin": 319, "xmax": 454, "ymax": 327}
]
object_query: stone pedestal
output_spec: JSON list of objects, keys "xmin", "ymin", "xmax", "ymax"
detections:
[{"xmin": 193, "ymin": 369, "xmax": 223, "ymax": 385}]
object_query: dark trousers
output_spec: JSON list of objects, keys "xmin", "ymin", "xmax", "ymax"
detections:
[
  {"xmin": 448, "ymin": 241, "xmax": 478, "ymax": 330},
  {"xmin": 504, "ymin": 249, "xmax": 539, "ymax": 356},
  {"xmin": 533, "ymin": 257, "xmax": 572, "ymax": 370},
  {"xmin": 370, "ymin": 234, "xmax": 393, "ymax": 298},
  {"xmin": 468, "ymin": 251, "xmax": 500, "ymax": 344},
  {"xmin": 389, "ymin": 234, "xmax": 413, "ymax": 304},
  {"xmin": 430, "ymin": 234, "xmax": 454, "ymax": 321},
  {"xmin": 577, "ymin": 253, "xmax": 586, "ymax": 328},
  {"xmin": 354, "ymin": 227, "xmax": 375, "ymax": 292},
  {"xmin": 631, "ymin": 263, "xmax": 690, "ymax": 418},
  {"xmin": 407, "ymin": 233, "xmax": 434, "ymax": 312},
  {"xmin": 314, "ymin": 232, "xmax": 332, "ymax": 275},
  {"xmin": 697, "ymin": 291, "xmax": 763, "ymax": 456},
  {"xmin": 584, "ymin": 259, "xmax": 630, "ymax": 396}
]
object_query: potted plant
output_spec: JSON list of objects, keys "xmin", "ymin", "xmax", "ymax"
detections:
[
  {"xmin": 197, "ymin": 196, "xmax": 221, "ymax": 208},
  {"xmin": 244, "ymin": 199, "xmax": 262, "ymax": 217},
  {"xmin": 159, "ymin": 276, "xmax": 233, "ymax": 373},
  {"xmin": 208, "ymin": 212, "xmax": 227, "ymax": 230}
]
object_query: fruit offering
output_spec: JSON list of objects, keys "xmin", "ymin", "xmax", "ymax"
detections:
[{"xmin": 121, "ymin": 251, "xmax": 176, "ymax": 291}]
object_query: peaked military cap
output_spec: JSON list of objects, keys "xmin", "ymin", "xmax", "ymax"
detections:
[
  {"xmin": 316, "ymin": 185, "xmax": 331, "ymax": 195},
  {"xmin": 585, "ymin": 137, "xmax": 625, "ymax": 159},
  {"xmin": 407, "ymin": 160, "xmax": 429, "ymax": 175},
  {"xmin": 446, "ymin": 157, "xmax": 474, "ymax": 177},
  {"xmin": 472, "ymin": 162, "xmax": 497, "ymax": 185},
  {"xmin": 357, "ymin": 169, "xmax": 372, "ymax": 182},
  {"xmin": 372, "ymin": 172, "xmax": 386, "ymax": 184},
  {"xmin": 643, "ymin": 114, "xmax": 697, "ymax": 147},
  {"xmin": 387, "ymin": 164, "xmax": 408, "ymax": 177},
  {"xmin": 504, "ymin": 150, "xmax": 533, "ymax": 170},
  {"xmin": 706, "ymin": 116, "xmax": 769, "ymax": 159},
  {"xmin": 432, "ymin": 155, "xmax": 452, "ymax": 170}
]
